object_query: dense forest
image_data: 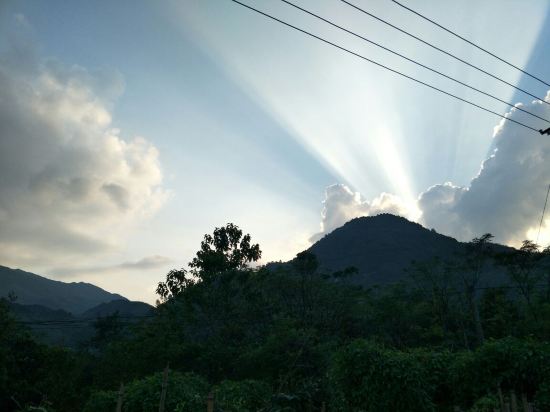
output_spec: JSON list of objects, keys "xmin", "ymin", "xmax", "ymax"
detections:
[{"xmin": 2, "ymin": 223, "xmax": 550, "ymax": 411}]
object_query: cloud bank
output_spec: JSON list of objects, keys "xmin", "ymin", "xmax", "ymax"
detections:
[
  {"xmin": 51, "ymin": 255, "xmax": 174, "ymax": 278},
  {"xmin": 0, "ymin": 29, "xmax": 168, "ymax": 269},
  {"xmin": 314, "ymin": 93, "xmax": 550, "ymax": 246},
  {"xmin": 311, "ymin": 184, "xmax": 413, "ymax": 242}
]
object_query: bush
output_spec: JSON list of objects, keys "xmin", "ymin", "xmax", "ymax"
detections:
[
  {"xmin": 328, "ymin": 340, "xmax": 435, "ymax": 412},
  {"xmin": 468, "ymin": 395, "xmax": 498, "ymax": 412},
  {"xmin": 84, "ymin": 371, "xmax": 208, "ymax": 412},
  {"xmin": 534, "ymin": 380, "xmax": 550, "ymax": 411},
  {"xmin": 450, "ymin": 338, "xmax": 550, "ymax": 408},
  {"xmin": 213, "ymin": 379, "xmax": 271, "ymax": 412},
  {"xmin": 82, "ymin": 390, "xmax": 117, "ymax": 412}
]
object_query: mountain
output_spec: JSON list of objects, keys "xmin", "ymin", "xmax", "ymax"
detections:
[
  {"xmin": 8, "ymin": 300, "xmax": 154, "ymax": 348},
  {"xmin": 8, "ymin": 302, "xmax": 88, "ymax": 347},
  {"xmin": 0, "ymin": 265, "xmax": 126, "ymax": 314},
  {"xmin": 80, "ymin": 299, "xmax": 153, "ymax": 319},
  {"xmin": 306, "ymin": 214, "xmax": 510, "ymax": 286},
  {"xmin": 1, "ymin": 266, "xmax": 155, "ymax": 347}
]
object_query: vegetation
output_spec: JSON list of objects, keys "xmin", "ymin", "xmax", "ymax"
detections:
[{"xmin": 2, "ymin": 223, "xmax": 550, "ymax": 411}]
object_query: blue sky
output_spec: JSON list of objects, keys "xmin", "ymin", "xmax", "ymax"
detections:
[{"xmin": 1, "ymin": 0, "xmax": 550, "ymax": 303}]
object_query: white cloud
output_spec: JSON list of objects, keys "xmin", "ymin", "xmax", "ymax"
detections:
[
  {"xmin": 311, "ymin": 183, "xmax": 413, "ymax": 242},
  {"xmin": 313, "ymin": 93, "xmax": 550, "ymax": 247},
  {"xmin": 0, "ymin": 32, "xmax": 168, "ymax": 269},
  {"xmin": 419, "ymin": 93, "xmax": 550, "ymax": 246}
]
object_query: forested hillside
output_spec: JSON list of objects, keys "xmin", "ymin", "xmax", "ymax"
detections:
[
  {"xmin": 2, "ymin": 220, "xmax": 550, "ymax": 411},
  {"xmin": 0, "ymin": 266, "xmax": 126, "ymax": 314}
]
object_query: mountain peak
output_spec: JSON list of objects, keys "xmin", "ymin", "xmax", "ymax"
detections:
[
  {"xmin": 308, "ymin": 214, "xmax": 461, "ymax": 285},
  {"xmin": 0, "ymin": 265, "xmax": 127, "ymax": 314}
]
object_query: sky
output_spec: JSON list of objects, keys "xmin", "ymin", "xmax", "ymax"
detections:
[{"xmin": 1, "ymin": 0, "xmax": 550, "ymax": 303}]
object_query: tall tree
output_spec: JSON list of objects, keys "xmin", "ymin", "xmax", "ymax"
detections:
[
  {"xmin": 157, "ymin": 223, "xmax": 261, "ymax": 301},
  {"xmin": 497, "ymin": 240, "xmax": 549, "ymax": 317},
  {"xmin": 459, "ymin": 233, "xmax": 494, "ymax": 345},
  {"xmin": 189, "ymin": 223, "xmax": 261, "ymax": 279}
]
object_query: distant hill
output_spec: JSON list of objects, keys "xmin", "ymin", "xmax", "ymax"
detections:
[
  {"xmin": 81, "ymin": 299, "xmax": 153, "ymax": 319},
  {"xmin": 305, "ymin": 214, "xmax": 511, "ymax": 286},
  {"xmin": 8, "ymin": 302, "xmax": 88, "ymax": 347},
  {"xmin": 9, "ymin": 299, "xmax": 154, "ymax": 347},
  {"xmin": 0, "ymin": 265, "xmax": 126, "ymax": 314}
]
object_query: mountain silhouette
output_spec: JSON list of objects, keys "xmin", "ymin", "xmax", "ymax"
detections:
[
  {"xmin": 0, "ymin": 265, "xmax": 126, "ymax": 314},
  {"xmin": 80, "ymin": 299, "xmax": 153, "ymax": 319},
  {"xmin": 306, "ymin": 214, "xmax": 510, "ymax": 286}
]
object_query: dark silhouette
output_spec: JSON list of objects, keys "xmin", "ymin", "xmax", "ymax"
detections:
[{"xmin": 539, "ymin": 127, "xmax": 550, "ymax": 135}]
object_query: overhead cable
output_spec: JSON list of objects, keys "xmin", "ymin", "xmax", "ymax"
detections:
[
  {"xmin": 231, "ymin": 0, "xmax": 539, "ymax": 133},
  {"xmin": 280, "ymin": 0, "xmax": 550, "ymax": 124},
  {"xmin": 390, "ymin": 0, "xmax": 550, "ymax": 88},
  {"xmin": 339, "ymin": 0, "xmax": 550, "ymax": 106}
]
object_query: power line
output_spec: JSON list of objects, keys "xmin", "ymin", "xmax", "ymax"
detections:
[
  {"xmin": 279, "ymin": 0, "xmax": 550, "ymax": 125},
  {"xmin": 390, "ymin": 0, "xmax": 550, "ymax": 88},
  {"xmin": 338, "ymin": 0, "xmax": 550, "ymax": 107},
  {"xmin": 536, "ymin": 184, "xmax": 550, "ymax": 246},
  {"xmin": 16, "ymin": 314, "xmax": 156, "ymax": 326},
  {"xmin": 17, "ymin": 283, "xmax": 550, "ymax": 329},
  {"xmin": 230, "ymin": 0, "xmax": 539, "ymax": 133}
]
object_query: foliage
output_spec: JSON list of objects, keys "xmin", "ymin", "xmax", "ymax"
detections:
[
  {"xmin": 329, "ymin": 340, "xmax": 435, "ymax": 411},
  {"xmin": 449, "ymin": 338, "xmax": 550, "ymax": 407},
  {"xmin": 90, "ymin": 312, "xmax": 123, "ymax": 351},
  {"xmin": 83, "ymin": 371, "xmax": 208, "ymax": 412},
  {"xmin": 189, "ymin": 223, "xmax": 261, "ymax": 276},
  {"xmin": 467, "ymin": 395, "xmax": 498, "ymax": 412},
  {"xmin": 82, "ymin": 390, "xmax": 117, "ymax": 412},
  {"xmin": 157, "ymin": 223, "xmax": 261, "ymax": 301},
  {"xmin": 212, "ymin": 380, "xmax": 271, "ymax": 412},
  {"xmin": 534, "ymin": 379, "xmax": 550, "ymax": 411},
  {"xmin": 8, "ymin": 224, "xmax": 550, "ymax": 411}
]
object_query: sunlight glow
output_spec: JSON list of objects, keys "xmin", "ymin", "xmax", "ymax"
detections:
[
  {"xmin": 175, "ymin": 0, "xmax": 548, "ymax": 211},
  {"xmin": 372, "ymin": 125, "xmax": 420, "ymax": 219}
]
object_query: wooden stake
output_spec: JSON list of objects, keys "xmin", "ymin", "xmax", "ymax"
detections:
[
  {"xmin": 510, "ymin": 391, "xmax": 518, "ymax": 412},
  {"xmin": 116, "ymin": 382, "xmax": 124, "ymax": 412},
  {"xmin": 320, "ymin": 401, "xmax": 326, "ymax": 412},
  {"xmin": 498, "ymin": 386, "xmax": 505, "ymax": 412},
  {"xmin": 158, "ymin": 364, "xmax": 169, "ymax": 412},
  {"xmin": 521, "ymin": 394, "xmax": 530, "ymax": 412},
  {"xmin": 207, "ymin": 392, "xmax": 214, "ymax": 412}
]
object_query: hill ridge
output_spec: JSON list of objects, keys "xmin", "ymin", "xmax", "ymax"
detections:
[
  {"xmin": 306, "ymin": 213, "xmax": 506, "ymax": 286},
  {"xmin": 0, "ymin": 265, "xmax": 127, "ymax": 314}
]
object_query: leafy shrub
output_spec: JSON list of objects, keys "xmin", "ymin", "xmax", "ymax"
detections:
[
  {"xmin": 328, "ymin": 340, "xmax": 435, "ymax": 412},
  {"xmin": 467, "ymin": 395, "xmax": 498, "ymax": 412},
  {"xmin": 212, "ymin": 379, "xmax": 271, "ymax": 412},
  {"xmin": 450, "ymin": 338, "xmax": 550, "ymax": 407},
  {"xmin": 84, "ymin": 371, "xmax": 208, "ymax": 412},
  {"xmin": 534, "ymin": 380, "xmax": 550, "ymax": 411},
  {"xmin": 82, "ymin": 390, "xmax": 117, "ymax": 412}
]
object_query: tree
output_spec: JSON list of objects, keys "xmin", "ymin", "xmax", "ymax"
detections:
[
  {"xmin": 497, "ymin": 240, "xmax": 549, "ymax": 317},
  {"xmin": 189, "ymin": 223, "xmax": 261, "ymax": 279},
  {"xmin": 157, "ymin": 223, "xmax": 261, "ymax": 301},
  {"xmin": 408, "ymin": 257, "xmax": 457, "ymax": 341},
  {"xmin": 459, "ymin": 233, "xmax": 494, "ymax": 345},
  {"xmin": 90, "ymin": 312, "xmax": 123, "ymax": 351},
  {"xmin": 156, "ymin": 268, "xmax": 195, "ymax": 302}
]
